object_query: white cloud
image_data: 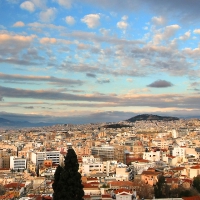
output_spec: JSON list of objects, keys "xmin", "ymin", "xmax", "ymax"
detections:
[
  {"xmin": 39, "ymin": 8, "xmax": 57, "ymax": 22},
  {"xmin": 122, "ymin": 15, "xmax": 128, "ymax": 21},
  {"xmin": 194, "ymin": 29, "xmax": 200, "ymax": 34},
  {"xmin": 153, "ymin": 24, "xmax": 180, "ymax": 44},
  {"xmin": 179, "ymin": 31, "xmax": 190, "ymax": 40},
  {"xmin": 31, "ymin": 0, "xmax": 46, "ymax": 9},
  {"xmin": 117, "ymin": 21, "xmax": 128, "ymax": 30},
  {"xmin": 81, "ymin": 14, "xmax": 100, "ymax": 29},
  {"xmin": 13, "ymin": 21, "xmax": 25, "ymax": 27},
  {"xmin": 152, "ymin": 16, "xmax": 166, "ymax": 25},
  {"xmin": 20, "ymin": 1, "xmax": 35, "ymax": 12},
  {"xmin": 65, "ymin": 16, "xmax": 75, "ymax": 25},
  {"xmin": 55, "ymin": 0, "xmax": 72, "ymax": 9}
]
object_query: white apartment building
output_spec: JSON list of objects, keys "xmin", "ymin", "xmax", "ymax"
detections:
[
  {"xmin": 82, "ymin": 162, "xmax": 104, "ymax": 175},
  {"xmin": 143, "ymin": 151, "xmax": 161, "ymax": 162},
  {"xmin": 172, "ymin": 147, "xmax": 185, "ymax": 159},
  {"xmin": 10, "ymin": 156, "xmax": 27, "ymax": 170},
  {"xmin": 31, "ymin": 151, "xmax": 60, "ymax": 165}
]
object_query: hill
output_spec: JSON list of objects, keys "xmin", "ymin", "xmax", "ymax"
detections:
[
  {"xmin": 126, "ymin": 114, "xmax": 179, "ymax": 122},
  {"xmin": 0, "ymin": 117, "xmax": 54, "ymax": 129}
]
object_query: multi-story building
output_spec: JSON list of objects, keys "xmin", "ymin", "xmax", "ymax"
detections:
[
  {"xmin": 31, "ymin": 151, "xmax": 60, "ymax": 165},
  {"xmin": 91, "ymin": 145, "xmax": 114, "ymax": 161},
  {"xmin": 143, "ymin": 150, "xmax": 161, "ymax": 162},
  {"xmin": 10, "ymin": 156, "xmax": 27, "ymax": 170}
]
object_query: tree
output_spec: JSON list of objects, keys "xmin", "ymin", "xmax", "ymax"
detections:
[
  {"xmin": 52, "ymin": 165, "xmax": 63, "ymax": 199},
  {"xmin": 193, "ymin": 175, "xmax": 200, "ymax": 193},
  {"xmin": 154, "ymin": 175, "xmax": 169, "ymax": 198},
  {"xmin": 54, "ymin": 148, "xmax": 84, "ymax": 200},
  {"xmin": 0, "ymin": 184, "xmax": 6, "ymax": 195}
]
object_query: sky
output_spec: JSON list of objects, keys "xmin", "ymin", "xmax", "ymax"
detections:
[{"xmin": 0, "ymin": 0, "xmax": 200, "ymax": 124}]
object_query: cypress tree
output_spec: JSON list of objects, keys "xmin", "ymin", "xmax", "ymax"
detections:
[
  {"xmin": 55, "ymin": 148, "xmax": 84, "ymax": 200},
  {"xmin": 52, "ymin": 165, "xmax": 63, "ymax": 199}
]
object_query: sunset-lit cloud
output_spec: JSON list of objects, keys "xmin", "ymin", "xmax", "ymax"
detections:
[{"xmin": 1, "ymin": 0, "xmax": 200, "ymax": 124}]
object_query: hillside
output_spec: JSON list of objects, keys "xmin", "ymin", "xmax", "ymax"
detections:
[{"xmin": 126, "ymin": 114, "xmax": 179, "ymax": 122}]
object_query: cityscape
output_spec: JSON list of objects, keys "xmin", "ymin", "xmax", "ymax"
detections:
[
  {"xmin": 1, "ymin": 0, "xmax": 200, "ymax": 199},
  {"xmin": 0, "ymin": 114, "xmax": 200, "ymax": 199}
]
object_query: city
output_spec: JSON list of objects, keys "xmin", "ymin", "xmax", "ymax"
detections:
[{"xmin": 0, "ymin": 116, "xmax": 200, "ymax": 199}]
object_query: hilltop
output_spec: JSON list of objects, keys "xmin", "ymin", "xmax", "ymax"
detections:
[{"xmin": 126, "ymin": 114, "xmax": 179, "ymax": 122}]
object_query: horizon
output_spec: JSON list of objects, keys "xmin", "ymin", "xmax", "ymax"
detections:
[{"xmin": 1, "ymin": 1, "xmax": 200, "ymax": 124}]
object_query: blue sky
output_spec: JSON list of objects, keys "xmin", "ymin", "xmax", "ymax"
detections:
[{"xmin": 0, "ymin": 0, "xmax": 200, "ymax": 124}]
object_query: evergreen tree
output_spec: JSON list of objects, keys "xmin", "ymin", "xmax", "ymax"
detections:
[
  {"xmin": 193, "ymin": 175, "xmax": 200, "ymax": 193},
  {"xmin": 55, "ymin": 148, "xmax": 84, "ymax": 200},
  {"xmin": 154, "ymin": 175, "xmax": 169, "ymax": 198},
  {"xmin": 52, "ymin": 165, "xmax": 63, "ymax": 199}
]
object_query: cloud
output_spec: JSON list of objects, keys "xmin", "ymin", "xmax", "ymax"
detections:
[
  {"xmin": 97, "ymin": 78, "xmax": 110, "ymax": 84},
  {"xmin": 39, "ymin": 8, "xmax": 57, "ymax": 22},
  {"xmin": 81, "ymin": 14, "xmax": 100, "ymax": 28},
  {"xmin": 55, "ymin": 0, "xmax": 72, "ymax": 8},
  {"xmin": 117, "ymin": 21, "xmax": 128, "ymax": 30},
  {"xmin": 179, "ymin": 31, "xmax": 190, "ymax": 40},
  {"xmin": 193, "ymin": 29, "xmax": 200, "ymax": 34},
  {"xmin": 13, "ymin": 21, "xmax": 25, "ymax": 27},
  {"xmin": 78, "ymin": 0, "xmax": 200, "ymax": 25},
  {"xmin": 31, "ymin": 0, "xmax": 47, "ymax": 9},
  {"xmin": 65, "ymin": 16, "xmax": 76, "ymax": 25},
  {"xmin": 40, "ymin": 37, "xmax": 57, "ymax": 44},
  {"xmin": 117, "ymin": 15, "xmax": 129, "ymax": 30},
  {"xmin": 0, "ymin": 73, "xmax": 84, "ymax": 86},
  {"xmin": 153, "ymin": 24, "xmax": 180, "ymax": 44},
  {"xmin": 86, "ymin": 73, "xmax": 96, "ymax": 78},
  {"xmin": 152, "ymin": 16, "xmax": 166, "ymax": 26},
  {"xmin": 147, "ymin": 80, "xmax": 174, "ymax": 88},
  {"xmin": 20, "ymin": 1, "xmax": 35, "ymax": 12}
]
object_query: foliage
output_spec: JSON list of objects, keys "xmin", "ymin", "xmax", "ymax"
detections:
[
  {"xmin": 0, "ymin": 184, "xmax": 6, "ymax": 195},
  {"xmin": 170, "ymin": 185, "xmax": 199, "ymax": 198},
  {"xmin": 193, "ymin": 175, "xmax": 200, "ymax": 193},
  {"xmin": 53, "ymin": 148, "xmax": 84, "ymax": 200},
  {"xmin": 100, "ymin": 183, "xmax": 110, "ymax": 188},
  {"xmin": 52, "ymin": 165, "xmax": 63, "ymax": 199},
  {"xmin": 135, "ymin": 180, "xmax": 154, "ymax": 199},
  {"xmin": 154, "ymin": 175, "xmax": 170, "ymax": 198}
]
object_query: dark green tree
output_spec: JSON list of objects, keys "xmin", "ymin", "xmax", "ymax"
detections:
[
  {"xmin": 55, "ymin": 148, "xmax": 84, "ymax": 200},
  {"xmin": 52, "ymin": 165, "xmax": 63, "ymax": 199},
  {"xmin": 193, "ymin": 175, "xmax": 200, "ymax": 193},
  {"xmin": 0, "ymin": 184, "xmax": 6, "ymax": 195},
  {"xmin": 154, "ymin": 175, "xmax": 169, "ymax": 198}
]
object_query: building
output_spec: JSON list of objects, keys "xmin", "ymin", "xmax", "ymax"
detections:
[
  {"xmin": 91, "ymin": 145, "xmax": 114, "ymax": 161},
  {"xmin": 31, "ymin": 151, "xmax": 60, "ymax": 165},
  {"xmin": 10, "ymin": 156, "xmax": 27, "ymax": 170}
]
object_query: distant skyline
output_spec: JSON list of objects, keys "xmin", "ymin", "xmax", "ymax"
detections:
[{"xmin": 0, "ymin": 0, "xmax": 200, "ymax": 124}]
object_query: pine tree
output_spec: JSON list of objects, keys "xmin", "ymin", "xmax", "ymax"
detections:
[
  {"xmin": 55, "ymin": 148, "xmax": 84, "ymax": 200},
  {"xmin": 52, "ymin": 165, "xmax": 63, "ymax": 199}
]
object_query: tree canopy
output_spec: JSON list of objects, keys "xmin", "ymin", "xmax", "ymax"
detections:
[{"xmin": 53, "ymin": 148, "xmax": 84, "ymax": 200}]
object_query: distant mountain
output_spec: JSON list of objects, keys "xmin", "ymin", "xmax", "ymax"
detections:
[
  {"xmin": 0, "ymin": 117, "xmax": 55, "ymax": 129},
  {"xmin": 126, "ymin": 114, "xmax": 179, "ymax": 122}
]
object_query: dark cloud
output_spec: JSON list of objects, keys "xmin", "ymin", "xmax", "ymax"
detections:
[
  {"xmin": 0, "ymin": 73, "xmax": 84, "ymax": 86},
  {"xmin": 24, "ymin": 106, "xmax": 34, "ymax": 109},
  {"xmin": 147, "ymin": 80, "xmax": 174, "ymax": 88},
  {"xmin": 97, "ymin": 79, "xmax": 110, "ymax": 84},
  {"xmin": 86, "ymin": 73, "xmax": 97, "ymax": 78},
  {"xmin": 78, "ymin": 0, "xmax": 200, "ymax": 25},
  {"xmin": 0, "ymin": 86, "xmax": 117, "ymax": 102}
]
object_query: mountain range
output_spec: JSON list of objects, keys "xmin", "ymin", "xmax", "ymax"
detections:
[
  {"xmin": 0, "ymin": 117, "xmax": 54, "ymax": 129},
  {"xmin": 0, "ymin": 114, "xmax": 181, "ymax": 129}
]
